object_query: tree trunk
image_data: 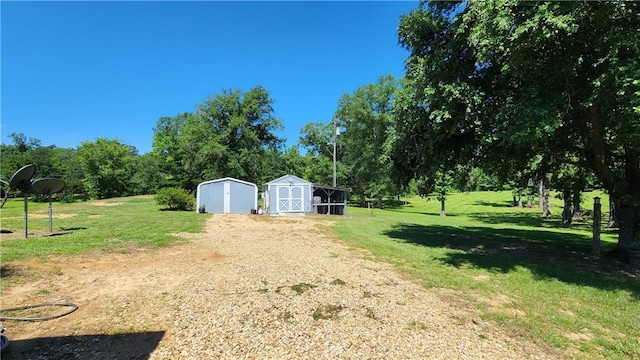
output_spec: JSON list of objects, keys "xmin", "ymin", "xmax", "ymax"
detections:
[
  {"xmin": 377, "ymin": 197, "xmax": 383, "ymax": 209},
  {"xmin": 608, "ymin": 196, "xmax": 618, "ymax": 228},
  {"xmin": 572, "ymin": 190, "xmax": 583, "ymax": 220},
  {"xmin": 614, "ymin": 147, "xmax": 640, "ymax": 266},
  {"xmin": 539, "ymin": 179, "xmax": 551, "ymax": 217},
  {"xmin": 440, "ymin": 199, "xmax": 446, "ymax": 216},
  {"xmin": 512, "ymin": 194, "xmax": 517, "ymax": 207},
  {"xmin": 561, "ymin": 189, "xmax": 572, "ymax": 224},
  {"xmin": 359, "ymin": 194, "xmax": 366, "ymax": 207},
  {"xmin": 574, "ymin": 108, "xmax": 639, "ymax": 266},
  {"xmin": 518, "ymin": 193, "xmax": 523, "ymax": 208},
  {"xmin": 539, "ymin": 179, "xmax": 544, "ymax": 209},
  {"xmin": 541, "ymin": 188, "xmax": 551, "ymax": 218},
  {"xmin": 613, "ymin": 196, "xmax": 640, "ymax": 267}
]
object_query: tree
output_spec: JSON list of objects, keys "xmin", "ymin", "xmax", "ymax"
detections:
[
  {"xmin": 128, "ymin": 153, "xmax": 164, "ymax": 195},
  {"xmin": 151, "ymin": 86, "xmax": 284, "ymax": 191},
  {"xmin": 152, "ymin": 113, "xmax": 191, "ymax": 188},
  {"xmin": 299, "ymin": 122, "xmax": 333, "ymax": 158},
  {"xmin": 552, "ymin": 162, "xmax": 593, "ymax": 224},
  {"xmin": 52, "ymin": 147, "xmax": 86, "ymax": 201},
  {"xmin": 397, "ymin": 1, "xmax": 640, "ymax": 264},
  {"xmin": 180, "ymin": 86, "xmax": 283, "ymax": 190},
  {"xmin": 77, "ymin": 138, "xmax": 138, "ymax": 199},
  {"xmin": 335, "ymin": 75, "xmax": 400, "ymax": 207},
  {"xmin": 278, "ymin": 145, "xmax": 306, "ymax": 179},
  {"xmin": 298, "ymin": 121, "xmax": 348, "ymax": 187},
  {"xmin": 434, "ymin": 169, "xmax": 454, "ymax": 216}
]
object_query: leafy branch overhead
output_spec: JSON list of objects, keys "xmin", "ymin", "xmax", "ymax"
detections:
[{"xmin": 394, "ymin": 1, "xmax": 640, "ymax": 257}]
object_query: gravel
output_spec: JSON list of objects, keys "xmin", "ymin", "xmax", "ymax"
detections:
[{"xmin": 150, "ymin": 215, "xmax": 555, "ymax": 359}]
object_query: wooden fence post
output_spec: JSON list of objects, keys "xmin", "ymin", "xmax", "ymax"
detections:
[{"xmin": 592, "ymin": 197, "xmax": 601, "ymax": 256}]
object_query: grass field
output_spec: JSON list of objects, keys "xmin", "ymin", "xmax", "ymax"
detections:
[
  {"xmin": 0, "ymin": 195, "xmax": 207, "ymax": 262},
  {"xmin": 1, "ymin": 191, "xmax": 638, "ymax": 359},
  {"xmin": 334, "ymin": 190, "xmax": 639, "ymax": 359}
]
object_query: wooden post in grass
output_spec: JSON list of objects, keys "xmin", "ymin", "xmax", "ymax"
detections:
[{"xmin": 592, "ymin": 197, "xmax": 601, "ymax": 256}]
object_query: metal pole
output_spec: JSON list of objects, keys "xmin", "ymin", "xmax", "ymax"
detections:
[
  {"xmin": 333, "ymin": 118, "xmax": 337, "ymax": 187},
  {"xmin": 24, "ymin": 192, "xmax": 28, "ymax": 238},
  {"xmin": 48, "ymin": 194, "xmax": 53, "ymax": 232}
]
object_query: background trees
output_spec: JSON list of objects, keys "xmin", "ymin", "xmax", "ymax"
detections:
[
  {"xmin": 151, "ymin": 86, "xmax": 284, "ymax": 191},
  {"xmin": 297, "ymin": 121, "xmax": 348, "ymax": 186},
  {"xmin": 76, "ymin": 138, "xmax": 138, "ymax": 199},
  {"xmin": 335, "ymin": 75, "xmax": 400, "ymax": 207}
]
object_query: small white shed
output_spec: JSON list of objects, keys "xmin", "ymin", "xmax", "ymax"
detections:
[
  {"xmin": 262, "ymin": 174, "xmax": 313, "ymax": 215},
  {"xmin": 196, "ymin": 177, "xmax": 258, "ymax": 214}
]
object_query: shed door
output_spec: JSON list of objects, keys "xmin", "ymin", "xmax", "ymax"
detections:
[
  {"xmin": 224, "ymin": 182, "xmax": 231, "ymax": 213},
  {"xmin": 277, "ymin": 185, "xmax": 304, "ymax": 213}
]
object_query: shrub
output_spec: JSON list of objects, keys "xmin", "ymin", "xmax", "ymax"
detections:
[{"xmin": 154, "ymin": 187, "xmax": 194, "ymax": 211}]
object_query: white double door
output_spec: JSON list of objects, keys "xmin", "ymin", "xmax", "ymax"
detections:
[{"xmin": 277, "ymin": 185, "xmax": 304, "ymax": 213}]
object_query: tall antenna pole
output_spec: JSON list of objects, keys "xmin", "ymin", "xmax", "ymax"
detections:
[{"xmin": 333, "ymin": 118, "xmax": 337, "ymax": 187}]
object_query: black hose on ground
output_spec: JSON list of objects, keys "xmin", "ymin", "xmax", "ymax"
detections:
[{"xmin": 0, "ymin": 302, "xmax": 78, "ymax": 322}]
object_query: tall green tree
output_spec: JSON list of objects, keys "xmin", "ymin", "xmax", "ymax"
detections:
[
  {"xmin": 298, "ymin": 121, "xmax": 348, "ymax": 186},
  {"xmin": 397, "ymin": 1, "xmax": 640, "ymax": 263},
  {"xmin": 151, "ymin": 86, "xmax": 284, "ymax": 190},
  {"xmin": 335, "ymin": 75, "xmax": 400, "ymax": 207},
  {"xmin": 77, "ymin": 138, "xmax": 138, "ymax": 199},
  {"xmin": 278, "ymin": 145, "xmax": 306, "ymax": 179},
  {"xmin": 299, "ymin": 122, "xmax": 333, "ymax": 158},
  {"xmin": 152, "ymin": 112, "xmax": 191, "ymax": 188},
  {"xmin": 128, "ymin": 153, "xmax": 164, "ymax": 195}
]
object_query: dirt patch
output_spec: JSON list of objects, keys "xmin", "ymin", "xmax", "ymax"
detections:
[
  {"xmin": 565, "ymin": 332, "xmax": 594, "ymax": 341},
  {"xmin": 1, "ymin": 213, "xmax": 77, "ymax": 220},
  {"xmin": 91, "ymin": 201, "xmax": 124, "ymax": 207},
  {"xmin": 0, "ymin": 229, "xmax": 71, "ymax": 241}
]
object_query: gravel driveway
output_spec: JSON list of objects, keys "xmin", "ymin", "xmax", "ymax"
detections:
[{"xmin": 1, "ymin": 215, "xmax": 556, "ymax": 359}]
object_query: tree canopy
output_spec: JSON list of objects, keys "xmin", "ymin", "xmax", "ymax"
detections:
[
  {"xmin": 151, "ymin": 86, "xmax": 284, "ymax": 190},
  {"xmin": 336, "ymin": 75, "xmax": 401, "ymax": 206},
  {"xmin": 395, "ymin": 0, "xmax": 640, "ymax": 258}
]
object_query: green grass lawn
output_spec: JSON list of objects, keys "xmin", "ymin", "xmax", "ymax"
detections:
[
  {"xmin": 1, "ymin": 191, "xmax": 637, "ymax": 358},
  {"xmin": 334, "ymin": 190, "xmax": 639, "ymax": 359},
  {"xmin": 0, "ymin": 195, "xmax": 208, "ymax": 262}
]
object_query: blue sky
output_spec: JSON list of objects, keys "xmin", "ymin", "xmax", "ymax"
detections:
[{"xmin": 2, "ymin": 1, "xmax": 417, "ymax": 154}]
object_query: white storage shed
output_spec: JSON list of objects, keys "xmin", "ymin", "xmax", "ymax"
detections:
[
  {"xmin": 196, "ymin": 177, "xmax": 258, "ymax": 214},
  {"xmin": 262, "ymin": 174, "xmax": 313, "ymax": 215}
]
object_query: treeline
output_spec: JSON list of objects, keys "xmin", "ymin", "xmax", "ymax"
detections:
[
  {"xmin": 1, "ymin": 81, "xmax": 506, "ymax": 204},
  {"xmin": 0, "ymin": 85, "xmax": 500, "ymax": 201}
]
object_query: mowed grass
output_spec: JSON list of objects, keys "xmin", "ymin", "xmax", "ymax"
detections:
[
  {"xmin": 0, "ymin": 195, "xmax": 208, "ymax": 262},
  {"xmin": 334, "ymin": 191, "xmax": 639, "ymax": 360}
]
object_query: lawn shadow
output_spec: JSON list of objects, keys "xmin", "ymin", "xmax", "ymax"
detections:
[
  {"xmin": 469, "ymin": 212, "xmax": 619, "ymax": 235},
  {"xmin": 348, "ymin": 199, "xmax": 409, "ymax": 210},
  {"xmin": 387, "ymin": 208, "xmax": 460, "ymax": 217},
  {"xmin": 0, "ymin": 264, "xmax": 19, "ymax": 279},
  {"xmin": 473, "ymin": 200, "xmax": 514, "ymax": 208},
  {"xmin": 382, "ymin": 223, "xmax": 639, "ymax": 298},
  {"xmin": 59, "ymin": 227, "xmax": 88, "ymax": 231},
  {"xmin": 2, "ymin": 331, "xmax": 165, "ymax": 360},
  {"xmin": 469, "ymin": 212, "xmax": 549, "ymax": 228}
]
